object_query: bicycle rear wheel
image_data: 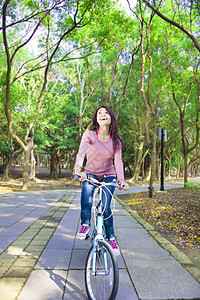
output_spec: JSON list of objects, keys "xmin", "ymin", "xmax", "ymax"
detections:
[{"xmin": 85, "ymin": 240, "xmax": 119, "ymax": 300}]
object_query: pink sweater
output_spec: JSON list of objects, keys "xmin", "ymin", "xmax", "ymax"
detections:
[{"xmin": 75, "ymin": 130, "xmax": 124, "ymax": 181}]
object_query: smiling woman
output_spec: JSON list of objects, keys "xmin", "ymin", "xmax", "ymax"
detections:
[
  {"xmin": 96, "ymin": 107, "xmax": 112, "ymax": 140},
  {"xmin": 73, "ymin": 105, "xmax": 129, "ymax": 255}
]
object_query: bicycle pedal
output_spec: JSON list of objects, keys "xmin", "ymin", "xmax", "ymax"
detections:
[{"xmin": 85, "ymin": 234, "xmax": 90, "ymax": 239}]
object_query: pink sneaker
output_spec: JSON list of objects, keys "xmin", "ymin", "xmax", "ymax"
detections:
[
  {"xmin": 76, "ymin": 224, "xmax": 89, "ymax": 240},
  {"xmin": 109, "ymin": 237, "xmax": 120, "ymax": 256}
]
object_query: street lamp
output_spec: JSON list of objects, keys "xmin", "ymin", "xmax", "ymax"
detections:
[{"xmin": 159, "ymin": 128, "xmax": 167, "ymax": 191}]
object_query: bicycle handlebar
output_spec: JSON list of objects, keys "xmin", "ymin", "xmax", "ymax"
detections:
[{"xmin": 72, "ymin": 174, "xmax": 125, "ymax": 190}]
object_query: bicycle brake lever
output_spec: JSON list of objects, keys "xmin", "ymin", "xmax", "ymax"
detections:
[{"xmin": 72, "ymin": 174, "xmax": 81, "ymax": 180}]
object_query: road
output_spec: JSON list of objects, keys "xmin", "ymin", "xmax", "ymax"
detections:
[{"xmin": 114, "ymin": 177, "xmax": 200, "ymax": 195}]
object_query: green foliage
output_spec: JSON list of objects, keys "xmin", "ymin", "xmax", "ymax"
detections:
[
  {"xmin": 185, "ymin": 182, "xmax": 200, "ymax": 188},
  {"xmin": 0, "ymin": 0, "xmax": 199, "ymax": 179}
]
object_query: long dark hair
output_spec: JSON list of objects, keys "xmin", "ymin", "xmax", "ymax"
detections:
[{"xmin": 92, "ymin": 105, "xmax": 122, "ymax": 153}]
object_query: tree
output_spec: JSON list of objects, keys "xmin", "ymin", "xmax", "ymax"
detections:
[
  {"xmin": 127, "ymin": 0, "xmax": 199, "ymax": 184},
  {"xmin": 167, "ymin": 60, "xmax": 199, "ymax": 185},
  {"xmin": 128, "ymin": 0, "xmax": 160, "ymax": 188},
  {"xmin": 1, "ymin": 0, "xmax": 106, "ymax": 189}
]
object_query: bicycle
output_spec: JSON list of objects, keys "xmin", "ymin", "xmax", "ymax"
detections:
[{"xmin": 72, "ymin": 174, "xmax": 124, "ymax": 300}]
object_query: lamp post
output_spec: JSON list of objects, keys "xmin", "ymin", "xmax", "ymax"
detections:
[{"xmin": 159, "ymin": 128, "xmax": 167, "ymax": 191}]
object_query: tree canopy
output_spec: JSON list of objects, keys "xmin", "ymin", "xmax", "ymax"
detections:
[{"xmin": 0, "ymin": 0, "xmax": 199, "ymax": 189}]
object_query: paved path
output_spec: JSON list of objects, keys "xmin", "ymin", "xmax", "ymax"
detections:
[
  {"xmin": 0, "ymin": 185, "xmax": 199, "ymax": 299},
  {"xmin": 115, "ymin": 177, "xmax": 200, "ymax": 195}
]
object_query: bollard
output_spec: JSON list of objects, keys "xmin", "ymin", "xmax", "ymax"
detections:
[{"xmin": 148, "ymin": 187, "xmax": 153, "ymax": 198}]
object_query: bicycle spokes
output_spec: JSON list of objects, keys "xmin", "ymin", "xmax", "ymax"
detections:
[{"xmin": 85, "ymin": 240, "xmax": 119, "ymax": 300}]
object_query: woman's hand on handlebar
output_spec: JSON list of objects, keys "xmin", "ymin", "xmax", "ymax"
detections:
[
  {"xmin": 74, "ymin": 165, "xmax": 87, "ymax": 182},
  {"xmin": 75, "ymin": 172, "xmax": 87, "ymax": 182},
  {"xmin": 118, "ymin": 180, "xmax": 129, "ymax": 191}
]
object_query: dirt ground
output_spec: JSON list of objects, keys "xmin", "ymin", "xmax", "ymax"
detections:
[
  {"xmin": 0, "ymin": 167, "xmax": 199, "ymax": 271},
  {"xmin": 0, "ymin": 166, "xmax": 81, "ymax": 193},
  {"xmin": 0, "ymin": 177, "xmax": 81, "ymax": 193}
]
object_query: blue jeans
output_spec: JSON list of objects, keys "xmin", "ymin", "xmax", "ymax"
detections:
[{"xmin": 80, "ymin": 174, "xmax": 116, "ymax": 240}]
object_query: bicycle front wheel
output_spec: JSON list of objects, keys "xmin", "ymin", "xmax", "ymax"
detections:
[{"xmin": 85, "ymin": 240, "xmax": 119, "ymax": 300}]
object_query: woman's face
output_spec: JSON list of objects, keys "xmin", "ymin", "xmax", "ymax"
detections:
[{"xmin": 96, "ymin": 107, "xmax": 111, "ymax": 127}]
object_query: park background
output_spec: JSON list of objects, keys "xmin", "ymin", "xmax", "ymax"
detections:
[{"xmin": 0, "ymin": 0, "xmax": 199, "ymax": 266}]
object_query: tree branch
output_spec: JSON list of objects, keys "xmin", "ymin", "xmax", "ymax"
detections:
[
  {"xmin": 10, "ymin": 3, "xmax": 59, "ymax": 63},
  {"xmin": 116, "ymin": 44, "xmax": 140, "ymax": 119},
  {"xmin": 142, "ymin": 0, "xmax": 200, "ymax": 52}
]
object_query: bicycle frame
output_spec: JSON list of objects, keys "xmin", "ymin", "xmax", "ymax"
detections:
[
  {"xmin": 73, "ymin": 174, "xmax": 123, "ymax": 299},
  {"xmin": 92, "ymin": 185, "xmax": 108, "ymax": 276},
  {"xmin": 72, "ymin": 174, "xmax": 123, "ymax": 278}
]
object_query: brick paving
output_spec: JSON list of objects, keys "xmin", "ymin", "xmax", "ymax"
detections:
[{"xmin": 0, "ymin": 188, "xmax": 199, "ymax": 300}]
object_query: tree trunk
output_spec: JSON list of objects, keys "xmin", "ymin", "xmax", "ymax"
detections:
[
  {"xmin": 2, "ymin": 148, "xmax": 23, "ymax": 180},
  {"xmin": 142, "ymin": 159, "xmax": 145, "ymax": 179},
  {"xmin": 141, "ymin": 149, "xmax": 149, "ymax": 179},
  {"xmin": 195, "ymin": 163, "xmax": 200, "ymax": 176},
  {"xmin": 29, "ymin": 149, "xmax": 36, "ymax": 180},
  {"xmin": 29, "ymin": 134, "xmax": 36, "ymax": 180},
  {"xmin": 176, "ymin": 166, "xmax": 179, "ymax": 179},
  {"xmin": 156, "ymin": 158, "xmax": 160, "ymax": 182},
  {"xmin": 23, "ymin": 148, "xmax": 30, "ymax": 190},
  {"xmin": 168, "ymin": 159, "xmax": 171, "ymax": 180},
  {"xmin": 58, "ymin": 162, "xmax": 61, "ymax": 178},
  {"xmin": 145, "ymin": 165, "xmax": 151, "ymax": 181},
  {"xmin": 126, "ymin": 163, "xmax": 132, "ymax": 177},
  {"xmin": 130, "ymin": 139, "xmax": 145, "ymax": 182},
  {"xmin": 50, "ymin": 152, "xmax": 57, "ymax": 179},
  {"xmin": 37, "ymin": 152, "xmax": 40, "ymax": 166},
  {"xmin": 149, "ymin": 114, "xmax": 157, "ymax": 188},
  {"xmin": 184, "ymin": 152, "xmax": 188, "ymax": 186}
]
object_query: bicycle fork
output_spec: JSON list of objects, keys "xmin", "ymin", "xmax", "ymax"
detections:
[
  {"xmin": 92, "ymin": 239, "xmax": 109, "ymax": 276},
  {"xmin": 92, "ymin": 187, "xmax": 109, "ymax": 276},
  {"xmin": 92, "ymin": 214, "xmax": 104, "ymax": 276}
]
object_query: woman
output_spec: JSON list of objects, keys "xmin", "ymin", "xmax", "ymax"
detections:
[{"xmin": 74, "ymin": 106, "xmax": 129, "ymax": 255}]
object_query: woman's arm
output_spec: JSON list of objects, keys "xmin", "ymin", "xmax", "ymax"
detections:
[
  {"xmin": 74, "ymin": 165, "xmax": 87, "ymax": 182},
  {"xmin": 114, "ymin": 143, "xmax": 129, "ymax": 191},
  {"xmin": 73, "ymin": 131, "xmax": 90, "ymax": 181}
]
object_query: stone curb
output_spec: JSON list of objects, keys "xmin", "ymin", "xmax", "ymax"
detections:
[{"xmin": 115, "ymin": 195, "xmax": 200, "ymax": 284}]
